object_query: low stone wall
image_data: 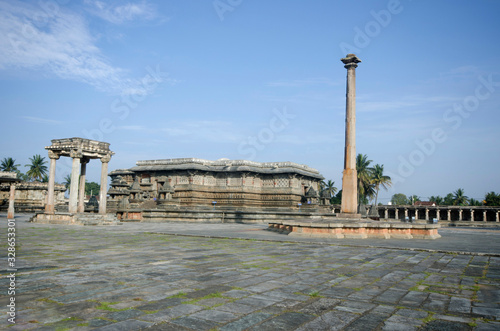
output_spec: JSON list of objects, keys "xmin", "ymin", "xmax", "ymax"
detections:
[
  {"xmin": 268, "ymin": 221, "xmax": 441, "ymax": 239},
  {"xmin": 0, "ymin": 182, "xmax": 65, "ymax": 212},
  {"xmin": 116, "ymin": 208, "xmax": 338, "ymax": 224},
  {"xmin": 31, "ymin": 212, "xmax": 119, "ymax": 226}
]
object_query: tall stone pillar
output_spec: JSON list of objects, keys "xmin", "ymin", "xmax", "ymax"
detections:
[
  {"xmin": 45, "ymin": 151, "xmax": 59, "ymax": 214},
  {"xmin": 395, "ymin": 208, "xmax": 399, "ymax": 219},
  {"xmin": 99, "ymin": 155, "xmax": 111, "ymax": 214},
  {"xmin": 415, "ymin": 208, "xmax": 419, "ymax": 220},
  {"xmin": 7, "ymin": 184, "xmax": 15, "ymax": 219},
  {"xmin": 69, "ymin": 151, "xmax": 81, "ymax": 213},
  {"xmin": 447, "ymin": 209, "xmax": 451, "ymax": 221},
  {"xmin": 340, "ymin": 54, "xmax": 361, "ymax": 216},
  {"xmin": 459, "ymin": 209, "xmax": 463, "ymax": 221},
  {"xmin": 384, "ymin": 208, "xmax": 388, "ymax": 219},
  {"xmin": 77, "ymin": 158, "xmax": 89, "ymax": 213},
  {"xmin": 470, "ymin": 209, "xmax": 475, "ymax": 222},
  {"xmin": 483, "ymin": 210, "xmax": 487, "ymax": 222},
  {"xmin": 436, "ymin": 208, "xmax": 440, "ymax": 221},
  {"xmin": 425, "ymin": 208, "xmax": 429, "ymax": 221}
]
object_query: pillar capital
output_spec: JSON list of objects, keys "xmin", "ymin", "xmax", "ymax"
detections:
[
  {"xmin": 341, "ymin": 54, "xmax": 361, "ymax": 70},
  {"xmin": 80, "ymin": 157, "xmax": 90, "ymax": 165},
  {"xmin": 101, "ymin": 154, "xmax": 112, "ymax": 163},
  {"xmin": 70, "ymin": 150, "xmax": 83, "ymax": 159},
  {"xmin": 48, "ymin": 150, "xmax": 60, "ymax": 160}
]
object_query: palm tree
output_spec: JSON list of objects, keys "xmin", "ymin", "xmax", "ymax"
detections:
[
  {"xmin": 63, "ymin": 174, "xmax": 71, "ymax": 192},
  {"xmin": 469, "ymin": 198, "xmax": 482, "ymax": 206},
  {"xmin": 356, "ymin": 154, "xmax": 374, "ymax": 204},
  {"xmin": 371, "ymin": 164, "xmax": 392, "ymax": 206},
  {"xmin": 484, "ymin": 192, "xmax": 500, "ymax": 206},
  {"xmin": 0, "ymin": 157, "xmax": 20, "ymax": 172},
  {"xmin": 25, "ymin": 154, "xmax": 48, "ymax": 182},
  {"xmin": 453, "ymin": 188, "xmax": 469, "ymax": 206},
  {"xmin": 430, "ymin": 195, "xmax": 444, "ymax": 205},
  {"xmin": 443, "ymin": 193, "xmax": 454, "ymax": 205},
  {"xmin": 409, "ymin": 195, "xmax": 420, "ymax": 205},
  {"xmin": 320, "ymin": 180, "xmax": 338, "ymax": 199}
]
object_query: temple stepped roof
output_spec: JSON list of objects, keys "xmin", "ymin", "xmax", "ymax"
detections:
[{"xmin": 126, "ymin": 158, "xmax": 323, "ymax": 179}]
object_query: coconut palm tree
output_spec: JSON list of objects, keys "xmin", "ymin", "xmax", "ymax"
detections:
[
  {"xmin": 409, "ymin": 195, "xmax": 420, "ymax": 205},
  {"xmin": 356, "ymin": 154, "xmax": 374, "ymax": 204},
  {"xmin": 371, "ymin": 164, "xmax": 392, "ymax": 206},
  {"xmin": 0, "ymin": 157, "xmax": 20, "ymax": 172},
  {"xmin": 429, "ymin": 195, "xmax": 443, "ymax": 205},
  {"xmin": 63, "ymin": 174, "xmax": 71, "ymax": 192},
  {"xmin": 469, "ymin": 198, "xmax": 482, "ymax": 206},
  {"xmin": 25, "ymin": 154, "xmax": 48, "ymax": 182},
  {"xmin": 320, "ymin": 180, "xmax": 338, "ymax": 199},
  {"xmin": 453, "ymin": 188, "xmax": 469, "ymax": 206}
]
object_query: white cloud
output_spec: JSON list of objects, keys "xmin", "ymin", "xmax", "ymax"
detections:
[
  {"xmin": 0, "ymin": 0, "xmax": 164, "ymax": 95},
  {"xmin": 84, "ymin": 0, "xmax": 157, "ymax": 24},
  {"xmin": 22, "ymin": 116, "xmax": 63, "ymax": 125}
]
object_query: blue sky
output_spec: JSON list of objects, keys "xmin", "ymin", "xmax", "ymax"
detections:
[{"xmin": 1, "ymin": 0, "xmax": 499, "ymax": 204}]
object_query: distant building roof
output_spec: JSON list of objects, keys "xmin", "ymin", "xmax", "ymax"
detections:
[{"xmin": 415, "ymin": 201, "xmax": 436, "ymax": 206}]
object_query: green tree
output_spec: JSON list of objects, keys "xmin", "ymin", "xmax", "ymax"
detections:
[
  {"xmin": 0, "ymin": 157, "xmax": 20, "ymax": 172},
  {"xmin": 320, "ymin": 180, "xmax": 337, "ymax": 200},
  {"xmin": 356, "ymin": 154, "xmax": 374, "ymax": 204},
  {"xmin": 85, "ymin": 182, "xmax": 100, "ymax": 196},
  {"xmin": 484, "ymin": 191, "xmax": 500, "ymax": 206},
  {"xmin": 409, "ymin": 195, "xmax": 420, "ymax": 205},
  {"xmin": 429, "ymin": 196, "xmax": 443, "ymax": 205},
  {"xmin": 331, "ymin": 190, "xmax": 342, "ymax": 205},
  {"xmin": 443, "ymin": 193, "xmax": 454, "ymax": 205},
  {"xmin": 371, "ymin": 164, "xmax": 392, "ymax": 206},
  {"xmin": 469, "ymin": 198, "xmax": 482, "ymax": 206},
  {"xmin": 25, "ymin": 154, "xmax": 48, "ymax": 181},
  {"xmin": 453, "ymin": 188, "xmax": 469, "ymax": 206},
  {"xmin": 63, "ymin": 174, "xmax": 71, "ymax": 192},
  {"xmin": 391, "ymin": 193, "xmax": 408, "ymax": 205}
]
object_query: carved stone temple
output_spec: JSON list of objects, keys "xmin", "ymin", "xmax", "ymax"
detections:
[
  {"xmin": 31, "ymin": 138, "xmax": 118, "ymax": 225},
  {"xmin": 107, "ymin": 158, "xmax": 330, "ymax": 222}
]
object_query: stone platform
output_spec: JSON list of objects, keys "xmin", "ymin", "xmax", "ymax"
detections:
[
  {"xmin": 268, "ymin": 220, "xmax": 441, "ymax": 239},
  {"xmin": 31, "ymin": 212, "xmax": 120, "ymax": 226}
]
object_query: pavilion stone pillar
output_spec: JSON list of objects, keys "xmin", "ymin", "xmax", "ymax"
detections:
[
  {"xmin": 68, "ymin": 151, "xmax": 82, "ymax": 213},
  {"xmin": 340, "ymin": 54, "xmax": 361, "ymax": 216},
  {"xmin": 436, "ymin": 208, "xmax": 440, "ymax": 221},
  {"xmin": 404, "ymin": 208, "xmax": 408, "ymax": 218},
  {"xmin": 7, "ymin": 184, "xmax": 16, "ymax": 219},
  {"xmin": 415, "ymin": 208, "xmax": 419, "ymax": 220},
  {"xmin": 447, "ymin": 209, "xmax": 451, "ymax": 221},
  {"xmin": 395, "ymin": 208, "xmax": 399, "ymax": 219},
  {"xmin": 483, "ymin": 210, "xmax": 487, "ymax": 222},
  {"xmin": 384, "ymin": 208, "xmax": 388, "ymax": 219},
  {"xmin": 425, "ymin": 208, "xmax": 429, "ymax": 221},
  {"xmin": 77, "ymin": 158, "xmax": 89, "ymax": 213},
  {"xmin": 496, "ymin": 211, "xmax": 499, "ymax": 222},
  {"xmin": 459, "ymin": 209, "xmax": 463, "ymax": 221},
  {"xmin": 99, "ymin": 155, "xmax": 111, "ymax": 214},
  {"xmin": 45, "ymin": 151, "xmax": 60, "ymax": 214},
  {"xmin": 470, "ymin": 209, "xmax": 475, "ymax": 222}
]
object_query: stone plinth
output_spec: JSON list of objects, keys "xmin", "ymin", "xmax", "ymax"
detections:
[
  {"xmin": 31, "ymin": 212, "xmax": 119, "ymax": 226},
  {"xmin": 268, "ymin": 220, "xmax": 441, "ymax": 239}
]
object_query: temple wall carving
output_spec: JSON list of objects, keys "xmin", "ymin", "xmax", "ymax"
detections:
[{"xmin": 108, "ymin": 158, "xmax": 324, "ymax": 212}]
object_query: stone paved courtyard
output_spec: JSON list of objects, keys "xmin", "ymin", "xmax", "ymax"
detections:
[{"xmin": 1, "ymin": 215, "xmax": 500, "ymax": 330}]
